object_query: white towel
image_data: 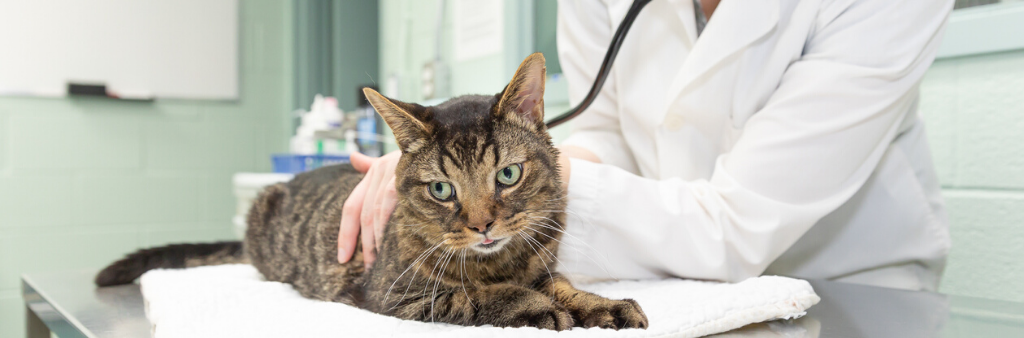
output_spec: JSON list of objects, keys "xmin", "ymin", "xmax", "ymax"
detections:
[{"xmin": 139, "ymin": 265, "xmax": 819, "ymax": 338}]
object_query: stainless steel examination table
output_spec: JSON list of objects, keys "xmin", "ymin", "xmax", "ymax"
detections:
[{"xmin": 22, "ymin": 270, "xmax": 1024, "ymax": 337}]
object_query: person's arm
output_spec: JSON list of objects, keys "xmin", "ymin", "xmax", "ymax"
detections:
[
  {"xmin": 555, "ymin": 0, "xmax": 952, "ymax": 281},
  {"xmin": 556, "ymin": 0, "xmax": 639, "ymax": 174}
]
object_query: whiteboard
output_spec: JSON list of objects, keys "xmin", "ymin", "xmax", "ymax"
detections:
[{"xmin": 0, "ymin": 0, "xmax": 238, "ymax": 100}]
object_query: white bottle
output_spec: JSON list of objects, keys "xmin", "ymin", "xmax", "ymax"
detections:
[
  {"xmin": 319, "ymin": 97, "xmax": 347, "ymax": 155},
  {"xmin": 290, "ymin": 95, "xmax": 326, "ymax": 154},
  {"xmin": 290, "ymin": 95, "xmax": 349, "ymax": 155},
  {"xmin": 345, "ymin": 129, "xmax": 359, "ymax": 154}
]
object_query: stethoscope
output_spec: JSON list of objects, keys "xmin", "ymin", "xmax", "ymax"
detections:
[{"xmin": 544, "ymin": 0, "xmax": 653, "ymax": 128}]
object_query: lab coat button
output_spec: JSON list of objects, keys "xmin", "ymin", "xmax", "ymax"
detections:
[{"xmin": 664, "ymin": 115, "xmax": 684, "ymax": 131}]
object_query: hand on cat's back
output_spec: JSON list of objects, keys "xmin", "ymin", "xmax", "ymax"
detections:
[{"xmin": 337, "ymin": 150, "xmax": 401, "ymax": 267}]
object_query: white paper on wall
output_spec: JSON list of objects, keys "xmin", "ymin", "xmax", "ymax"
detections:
[{"xmin": 453, "ymin": 0, "xmax": 504, "ymax": 62}]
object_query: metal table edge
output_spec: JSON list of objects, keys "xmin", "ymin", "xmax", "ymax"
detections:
[{"xmin": 22, "ymin": 274, "xmax": 94, "ymax": 338}]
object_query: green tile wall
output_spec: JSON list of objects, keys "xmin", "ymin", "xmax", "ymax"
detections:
[
  {"xmin": 941, "ymin": 191, "xmax": 1024, "ymax": 301},
  {"xmin": 0, "ymin": 175, "xmax": 74, "ymax": 228},
  {"xmin": 10, "ymin": 114, "xmax": 141, "ymax": 170},
  {"xmin": 0, "ymin": 290, "xmax": 21, "ymax": 338},
  {"xmin": 920, "ymin": 49, "xmax": 1024, "ymax": 302},
  {"xmin": 0, "ymin": 0, "xmax": 294, "ymax": 336},
  {"xmin": 0, "ymin": 112, "xmax": 8, "ymax": 170}
]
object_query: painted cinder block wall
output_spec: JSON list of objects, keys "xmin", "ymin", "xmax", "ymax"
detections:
[
  {"xmin": 0, "ymin": 1, "xmax": 294, "ymax": 336},
  {"xmin": 919, "ymin": 49, "xmax": 1024, "ymax": 302}
]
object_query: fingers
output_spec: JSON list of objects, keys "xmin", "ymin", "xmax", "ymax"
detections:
[
  {"xmin": 375, "ymin": 177, "xmax": 398, "ymax": 251},
  {"xmin": 360, "ymin": 161, "xmax": 385, "ymax": 243},
  {"xmin": 360, "ymin": 161, "xmax": 386, "ymax": 267},
  {"xmin": 372, "ymin": 156, "xmax": 397, "ymax": 245},
  {"xmin": 360, "ymin": 220, "xmax": 377, "ymax": 268},
  {"xmin": 338, "ymin": 176, "xmax": 370, "ymax": 263},
  {"xmin": 350, "ymin": 151, "xmax": 376, "ymax": 173}
]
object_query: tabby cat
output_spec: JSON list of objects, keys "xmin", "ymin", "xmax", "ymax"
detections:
[{"xmin": 96, "ymin": 53, "xmax": 648, "ymax": 331}]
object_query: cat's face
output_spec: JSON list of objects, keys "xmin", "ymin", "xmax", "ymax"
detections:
[{"xmin": 364, "ymin": 53, "xmax": 563, "ymax": 257}]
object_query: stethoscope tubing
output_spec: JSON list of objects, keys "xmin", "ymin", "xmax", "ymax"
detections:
[{"xmin": 544, "ymin": 0, "xmax": 653, "ymax": 128}]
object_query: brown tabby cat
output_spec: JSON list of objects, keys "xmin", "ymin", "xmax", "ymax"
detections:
[{"xmin": 96, "ymin": 53, "xmax": 648, "ymax": 331}]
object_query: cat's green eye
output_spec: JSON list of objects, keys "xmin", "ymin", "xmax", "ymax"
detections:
[
  {"xmin": 496, "ymin": 164, "xmax": 523, "ymax": 186},
  {"xmin": 428, "ymin": 182, "xmax": 454, "ymax": 201}
]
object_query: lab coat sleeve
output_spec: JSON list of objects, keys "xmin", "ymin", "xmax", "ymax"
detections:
[
  {"xmin": 557, "ymin": 0, "xmax": 951, "ymax": 282},
  {"xmin": 555, "ymin": 0, "xmax": 640, "ymax": 174}
]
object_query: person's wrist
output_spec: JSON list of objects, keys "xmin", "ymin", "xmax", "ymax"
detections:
[
  {"xmin": 558, "ymin": 152, "xmax": 571, "ymax": 192},
  {"xmin": 559, "ymin": 145, "xmax": 600, "ymax": 163}
]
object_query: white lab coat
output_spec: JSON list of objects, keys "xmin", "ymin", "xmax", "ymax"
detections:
[{"xmin": 555, "ymin": 0, "xmax": 952, "ymax": 291}]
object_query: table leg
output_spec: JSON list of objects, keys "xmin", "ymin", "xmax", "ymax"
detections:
[{"xmin": 26, "ymin": 304, "xmax": 50, "ymax": 338}]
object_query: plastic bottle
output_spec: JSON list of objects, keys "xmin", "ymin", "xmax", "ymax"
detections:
[{"xmin": 290, "ymin": 95, "xmax": 346, "ymax": 155}]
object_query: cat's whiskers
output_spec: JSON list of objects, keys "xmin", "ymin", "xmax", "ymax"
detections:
[
  {"xmin": 526, "ymin": 213, "xmax": 609, "ymax": 260},
  {"xmin": 517, "ymin": 231, "xmax": 554, "ymax": 283},
  {"xmin": 429, "ymin": 248, "xmax": 457, "ymax": 322},
  {"xmin": 525, "ymin": 214, "xmax": 567, "ymax": 231},
  {"xmin": 438, "ymin": 248, "xmax": 458, "ymax": 317},
  {"xmin": 391, "ymin": 239, "xmax": 448, "ymax": 310},
  {"xmin": 511, "ymin": 209, "xmax": 588, "ymax": 271},
  {"xmin": 383, "ymin": 239, "xmax": 441, "ymax": 298},
  {"xmin": 520, "ymin": 227, "xmax": 570, "ymax": 273},
  {"xmin": 458, "ymin": 249, "xmax": 475, "ymax": 310},
  {"xmin": 518, "ymin": 211, "xmax": 584, "ymax": 259},
  {"xmin": 417, "ymin": 247, "xmax": 449, "ymax": 316},
  {"xmin": 527, "ymin": 208, "xmax": 598, "ymax": 234},
  {"xmin": 383, "ymin": 238, "xmax": 446, "ymax": 308},
  {"xmin": 422, "ymin": 247, "xmax": 451, "ymax": 299},
  {"xmin": 526, "ymin": 220, "xmax": 616, "ymax": 279},
  {"xmin": 531, "ymin": 207, "xmax": 618, "ymax": 270}
]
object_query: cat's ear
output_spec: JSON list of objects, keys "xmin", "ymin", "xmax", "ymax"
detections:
[
  {"xmin": 497, "ymin": 52, "xmax": 546, "ymax": 129},
  {"xmin": 362, "ymin": 87, "xmax": 432, "ymax": 153}
]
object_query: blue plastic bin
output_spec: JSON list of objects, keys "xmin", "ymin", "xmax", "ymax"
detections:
[{"xmin": 272, "ymin": 154, "xmax": 350, "ymax": 174}]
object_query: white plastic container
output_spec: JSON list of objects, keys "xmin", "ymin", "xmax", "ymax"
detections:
[{"xmin": 290, "ymin": 95, "xmax": 346, "ymax": 155}]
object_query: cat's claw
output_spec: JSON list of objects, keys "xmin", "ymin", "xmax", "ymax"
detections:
[
  {"xmin": 580, "ymin": 298, "xmax": 648, "ymax": 330},
  {"xmin": 511, "ymin": 305, "xmax": 575, "ymax": 331}
]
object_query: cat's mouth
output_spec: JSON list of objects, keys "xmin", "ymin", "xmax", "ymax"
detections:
[
  {"xmin": 471, "ymin": 237, "xmax": 508, "ymax": 254},
  {"xmin": 478, "ymin": 238, "xmax": 503, "ymax": 248}
]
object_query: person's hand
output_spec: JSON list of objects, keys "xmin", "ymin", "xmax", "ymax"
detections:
[{"xmin": 338, "ymin": 150, "xmax": 402, "ymax": 267}]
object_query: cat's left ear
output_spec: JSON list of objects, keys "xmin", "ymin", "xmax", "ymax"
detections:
[{"xmin": 497, "ymin": 52, "xmax": 546, "ymax": 129}]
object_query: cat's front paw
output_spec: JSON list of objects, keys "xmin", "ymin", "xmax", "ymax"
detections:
[
  {"xmin": 579, "ymin": 298, "xmax": 648, "ymax": 330},
  {"xmin": 508, "ymin": 304, "xmax": 575, "ymax": 331}
]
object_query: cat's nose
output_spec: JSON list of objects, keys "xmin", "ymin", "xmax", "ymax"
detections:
[{"xmin": 467, "ymin": 220, "xmax": 495, "ymax": 233}]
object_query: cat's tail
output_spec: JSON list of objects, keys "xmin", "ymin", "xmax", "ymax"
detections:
[{"xmin": 94, "ymin": 241, "xmax": 247, "ymax": 286}]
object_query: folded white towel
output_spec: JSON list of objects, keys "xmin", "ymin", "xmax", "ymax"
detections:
[{"xmin": 140, "ymin": 265, "xmax": 819, "ymax": 338}]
